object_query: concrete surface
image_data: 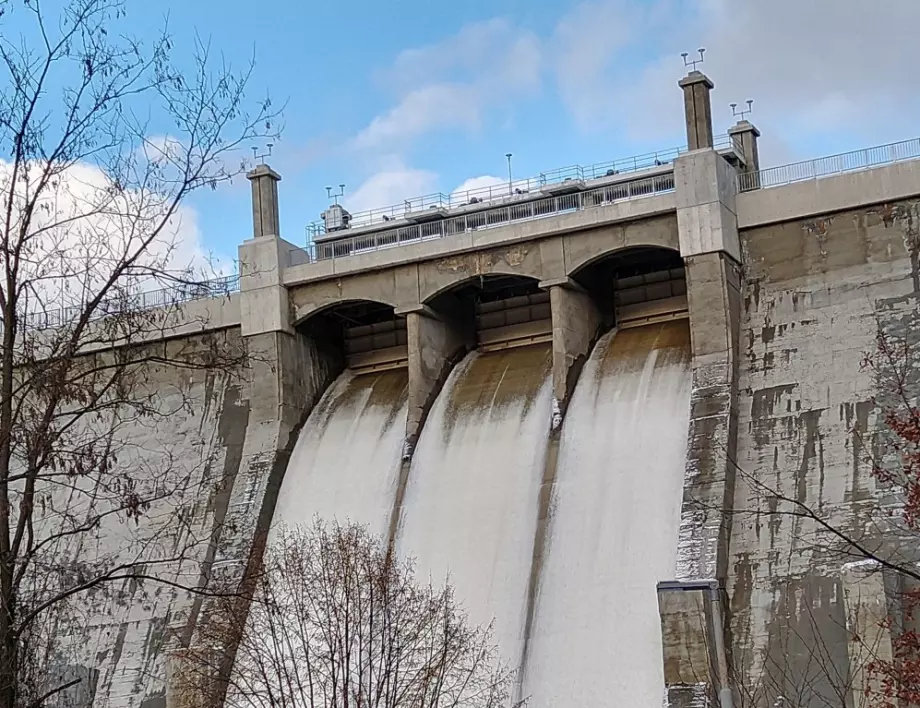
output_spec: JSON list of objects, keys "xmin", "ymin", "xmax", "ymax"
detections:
[
  {"xmin": 288, "ymin": 215, "xmax": 680, "ymax": 326},
  {"xmin": 404, "ymin": 307, "xmax": 467, "ymax": 449},
  {"xmin": 28, "ymin": 104, "xmax": 920, "ymax": 708},
  {"xmin": 737, "ymin": 159, "xmax": 920, "ymax": 229},
  {"xmin": 726, "ymin": 198, "xmax": 920, "ymax": 707},
  {"xmin": 547, "ymin": 281, "xmax": 603, "ymax": 419},
  {"xmin": 34, "ymin": 330, "xmax": 250, "ymax": 708},
  {"xmin": 284, "ymin": 193, "xmax": 678, "ymax": 287},
  {"xmin": 676, "ymin": 148, "xmax": 741, "ymax": 261}
]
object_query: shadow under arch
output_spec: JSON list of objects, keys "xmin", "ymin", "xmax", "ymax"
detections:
[
  {"xmin": 570, "ymin": 245, "xmax": 686, "ymax": 328},
  {"xmin": 426, "ymin": 273, "xmax": 551, "ymax": 351},
  {"xmin": 295, "ymin": 298, "xmax": 407, "ymax": 373}
]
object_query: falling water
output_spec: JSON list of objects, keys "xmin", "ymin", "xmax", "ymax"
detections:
[
  {"xmin": 273, "ymin": 368, "xmax": 408, "ymax": 536},
  {"xmin": 522, "ymin": 320, "xmax": 692, "ymax": 707},
  {"xmin": 397, "ymin": 344, "xmax": 553, "ymax": 662}
]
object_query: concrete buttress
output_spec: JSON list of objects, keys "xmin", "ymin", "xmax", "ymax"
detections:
[{"xmin": 660, "ymin": 130, "xmax": 743, "ymax": 707}]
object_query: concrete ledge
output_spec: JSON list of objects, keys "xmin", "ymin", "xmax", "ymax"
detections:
[
  {"xmin": 737, "ymin": 160, "xmax": 920, "ymax": 229},
  {"xmin": 283, "ymin": 193, "xmax": 677, "ymax": 287}
]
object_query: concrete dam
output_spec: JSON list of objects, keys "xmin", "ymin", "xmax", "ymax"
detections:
[{"xmin": 48, "ymin": 67, "xmax": 920, "ymax": 708}]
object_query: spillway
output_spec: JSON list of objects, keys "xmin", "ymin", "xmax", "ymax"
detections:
[
  {"xmin": 273, "ymin": 368, "xmax": 408, "ymax": 536},
  {"xmin": 396, "ymin": 344, "xmax": 553, "ymax": 662},
  {"xmin": 522, "ymin": 320, "xmax": 692, "ymax": 707}
]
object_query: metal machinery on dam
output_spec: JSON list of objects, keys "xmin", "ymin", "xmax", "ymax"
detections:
[{"xmin": 54, "ymin": 63, "xmax": 920, "ymax": 707}]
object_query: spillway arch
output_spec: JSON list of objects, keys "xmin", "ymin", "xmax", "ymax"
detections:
[
  {"xmin": 294, "ymin": 298, "xmax": 409, "ymax": 374},
  {"xmin": 292, "ymin": 296, "xmax": 402, "ymax": 330},
  {"xmin": 424, "ymin": 273, "xmax": 553, "ymax": 353},
  {"xmin": 568, "ymin": 245, "xmax": 688, "ymax": 330}
]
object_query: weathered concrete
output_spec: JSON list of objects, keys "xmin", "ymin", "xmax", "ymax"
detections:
[
  {"xmin": 676, "ymin": 251, "xmax": 742, "ymax": 585},
  {"xmin": 35, "ymin": 330, "xmax": 250, "ymax": 708},
  {"xmin": 248, "ymin": 164, "xmax": 281, "ymax": 239},
  {"xmin": 283, "ymin": 194, "xmax": 678, "ymax": 286},
  {"xmin": 658, "ymin": 581, "xmax": 721, "ymax": 708},
  {"xmin": 287, "ymin": 216, "xmax": 680, "ymax": 325},
  {"xmin": 842, "ymin": 561, "xmax": 894, "ymax": 708},
  {"xmin": 679, "ymin": 71, "xmax": 715, "ymax": 151},
  {"xmin": 675, "ymin": 148, "xmax": 741, "ymax": 261},
  {"xmin": 727, "ymin": 199, "xmax": 920, "ymax": 707},
  {"xmin": 546, "ymin": 280, "xmax": 603, "ymax": 421},
  {"xmin": 403, "ymin": 306, "xmax": 468, "ymax": 450},
  {"xmin": 728, "ymin": 120, "xmax": 761, "ymax": 175}
]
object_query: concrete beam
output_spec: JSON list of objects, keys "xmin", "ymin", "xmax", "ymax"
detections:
[
  {"xmin": 662, "ymin": 250, "xmax": 742, "ymax": 708},
  {"xmin": 283, "ymin": 193, "xmax": 677, "ymax": 287},
  {"xmin": 676, "ymin": 251, "xmax": 741, "ymax": 583},
  {"xmin": 548, "ymin": 282, "xmax": 603, "ymax": 422}
]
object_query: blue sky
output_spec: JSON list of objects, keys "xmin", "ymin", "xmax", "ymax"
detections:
[{"xmin": 8, "ymin": 0, "xmax": 920, "ymax": 264}]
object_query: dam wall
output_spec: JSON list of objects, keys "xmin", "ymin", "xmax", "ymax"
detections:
[
  {"xmin": 37, "ymin": 66, "xmax": 920, "ymax": 708},
  {"xmin": 726, "ymin": 196, "xmax": 920, "ymax": 706},
  {"xmin": 33, "ymin": 329, "xmax": 250, "ymax": 708}
]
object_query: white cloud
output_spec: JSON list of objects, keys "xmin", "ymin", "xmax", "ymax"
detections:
[
  {"xmin": 552, "ymin": 0, "xmax": 920, "ymax": 160},
  {"xmin": 344, "ymin": 164, "xmax": 439, "ymax": 214},
  {"xmin": 353, "ymin": 85, "xmax": 482, "ymax": 150},
  {"xmin": 0, "ymin": 159, "xmax": 224, "ymax": 317},
  {"xmin": 353, "ymin": 19, "xmax": 542, "ymax": 149},
  {"xmin": 450, "ymin": 175, "xmax": 507, "ymax": 200}
]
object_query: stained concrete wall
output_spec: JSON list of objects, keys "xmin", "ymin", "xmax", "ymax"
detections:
[
  {"xmin": 38, "ymin": 329, "xmax": 250, "ymax": 708},
  {"xmin": 727, "ymin": 199, "xmax": 920, "ymax": 707}
]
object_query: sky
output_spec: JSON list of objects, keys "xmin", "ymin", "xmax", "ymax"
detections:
[{"xmin": 7, "ymin": 0, "xmax": 920, "ymax": 266}]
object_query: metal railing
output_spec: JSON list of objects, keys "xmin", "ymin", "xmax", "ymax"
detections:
[
  {"xmin": 292, "ymin": 172, "xmax": 675, "ymax": 264},
  {"xmin": 738, "ymin": 137, "xmax": 920, "ymax": 192},
  {"xmin": 15, "ymin": 273, "xmax": 240, "ymax": 331},
  {"xmin": 306, "ymin": 136, "xmax": 740, "ymax": 238}
]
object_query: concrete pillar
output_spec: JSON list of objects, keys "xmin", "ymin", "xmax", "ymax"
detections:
[
  {"xmin": 658, "ymin": 580, "xmax": 733, "ymax": 708},
  {"xmin": 248, "ymin": 164, "xmax": 281, "ymax": 239},
  {"xmin": 239, "ymin": 235, "xmax": 292, "ymax": 336},
  {"xmin": 174, "ymin": 167, "xmax": 344, "ymax": 705},
  {"xmin": 728, "ymin": 120, "xmax": 762, "ymax": 184},
  {"xmin": 661, "ymin": 142, "xmax": 743, "ymax": 707},
  {"xmin": 679, "ymin": 71, "xmax": 715, "ymax": 151},
  {"xmin": 403, "ymin": 305, "xmax": 467, "ymax": 452},
  {"xmin": 543, "ymin": 277, "xmax": 603, "ymax": 424},
  {"xmin": 842, "ymin": 561, "xmax": 895, "ymax": 707},
  {"xmin": 675, "ymin": 148, "xmax": 741, "ymax": 262}
]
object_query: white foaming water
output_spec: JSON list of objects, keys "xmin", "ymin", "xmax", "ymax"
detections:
[
  {"xmin": 397, "ymin": 344, "xmax": 553, "ymax": 663},
  {"xmin": 273, "ymin": 368, "xmax": 408, "ymax": 536},
  {"xmin": 522, "ymin": 321, "xmax": 692, "ymax": 707}
]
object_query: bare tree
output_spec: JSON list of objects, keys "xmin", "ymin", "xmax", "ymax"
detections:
[
  {"xmin": 0, "ymin": 0, "xmax": 277, "ymax": 704},
  {"xmin": 178, "ymin": 520, "xmax": 522, "ymax": 708}
]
